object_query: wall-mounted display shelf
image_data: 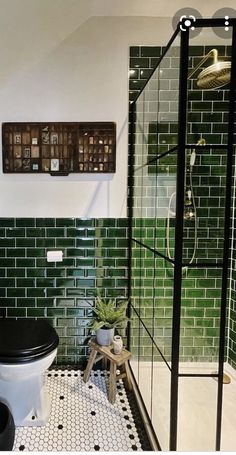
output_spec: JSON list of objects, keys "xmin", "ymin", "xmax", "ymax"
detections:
[{"xmin": 2, "ymin": 122, "xmax": 116, "ymax": 175}]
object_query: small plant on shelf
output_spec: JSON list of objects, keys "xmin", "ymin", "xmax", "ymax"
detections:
[{"xmin": 89, "ymin": 296, "xmax": 129, "ymax": 346}]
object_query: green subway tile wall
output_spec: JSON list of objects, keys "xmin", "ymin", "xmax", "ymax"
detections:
[
  {"xmin": 131, "ymin": 219, "xmax": 222, "ymax": 363},
  {"xmin": 0, "ymin": 218, "xmax": 129, "ymax": 365}
]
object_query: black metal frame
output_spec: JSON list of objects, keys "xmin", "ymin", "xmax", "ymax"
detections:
[{"xmin": 128, "ymin": 17, "xmax": 236, "ymax": 451}]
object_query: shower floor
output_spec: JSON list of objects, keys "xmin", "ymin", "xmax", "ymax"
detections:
[
  {"xmin": 13, "ymin": 368, "xmax": 151, "ymax": 452},
  {"xmin": 131, "ymin": 361, "xmax": 236, "ymax": 452}
]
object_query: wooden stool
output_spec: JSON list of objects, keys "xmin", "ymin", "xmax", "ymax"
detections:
[{"xmin": 83, "ymin": 339, "xmax": 132, "ymax": 404}]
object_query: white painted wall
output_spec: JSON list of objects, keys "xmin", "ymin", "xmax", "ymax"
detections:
[{"xmin": 0, "ymin": 0, "xmax": 235, "ymax": 217}]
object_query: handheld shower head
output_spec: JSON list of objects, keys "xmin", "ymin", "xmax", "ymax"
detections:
[{"xmin": 188, "ymin": 49, "xmax": 231, "ymax": 90}]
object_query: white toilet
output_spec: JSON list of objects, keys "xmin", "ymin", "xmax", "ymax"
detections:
[{"xmin": 0, "ymin": 318, "xmax": 59, "ymax": 426}]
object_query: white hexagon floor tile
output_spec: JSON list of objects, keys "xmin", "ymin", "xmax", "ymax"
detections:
[{"xmin": 13, "ymin": 369, "xmax": 150, "ymax": 452}]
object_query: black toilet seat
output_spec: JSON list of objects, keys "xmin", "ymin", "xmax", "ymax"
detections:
[{"xmin": 0, "ymin": 319, "xmax": 59, "ymax": 363}]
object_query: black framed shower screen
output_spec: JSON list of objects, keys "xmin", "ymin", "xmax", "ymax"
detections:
[{"xmin": 128, "ymin": 18, "xmax": 236, "ymax": 451}]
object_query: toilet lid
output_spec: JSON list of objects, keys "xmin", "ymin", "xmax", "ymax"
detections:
[{"xmin": 0, "ymin": 319, "xmax": 59, "ymax": 363}]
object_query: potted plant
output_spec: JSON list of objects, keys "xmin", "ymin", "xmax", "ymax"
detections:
[{"xmin": 89, "ymin": 296, "xmax": 129, "ymax": 346}]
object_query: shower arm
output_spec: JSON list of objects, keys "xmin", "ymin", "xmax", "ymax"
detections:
[{"xmin": 188, "ymin": 48, "xmax": 218, "ymax": 79}]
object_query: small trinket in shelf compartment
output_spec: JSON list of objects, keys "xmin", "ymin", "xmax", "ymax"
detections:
[
  {"xmin": 14, "ymin": 159, "xmax": 22, "ymax": 170},
  {"xmin": 14, "ymin": 133, "xmax": 21, "ymax": 144},
  {"xmin": 89, "ymin": 136, "xmax": 94, "ymax": 144},
  {"xmin": 42, "ymin": 126, "xmax": 49, "ymax": 144},
  {"xmin": 42, "ymin": 159, "xmax": 50, "ymax": 172},
  {"xmin": 14, "ymin": 147, "xmax": 21, "ymax": 159},
  {"xmin": 32, "ymin": 138, "xmax": 38, "ymax": 145},
  {"xmin": 23, "ymin": 147, "xmax": 31, "ymax": 158},
  {"xmin": 51, "ymin": 158, "xmax": 59, "ymax": 171},
  {"xmin": 22, "ymin": 159, "xmax": 30, "ymax": 171},
  {"xmin": 32, "ymin": 163, "xmax": 39, "ymax": 171},
  {"xmin": 51, "ymin": 133, "xmax": 58, "ymax": 145}
]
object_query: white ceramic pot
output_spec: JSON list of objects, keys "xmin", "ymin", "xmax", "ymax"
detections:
[
  {"xmin": 96, "ymin": 328, "xmax": 114, "ymax": 346},
  {"xmin": 113, "ymin": 335, "xmax": 123, "ymax": 354}
]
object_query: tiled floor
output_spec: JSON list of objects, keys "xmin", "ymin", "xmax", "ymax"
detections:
[{"xmin": 13, "ymin": 368, "xmax": 151, "ymax": 452}]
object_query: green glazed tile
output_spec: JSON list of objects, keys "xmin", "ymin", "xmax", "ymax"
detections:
[
  {"xmin": 0, "ymin": 218, "xmax": 14, "ymax": 227},
  {"xmin": 26, "ymin": 228, "xmax": 45, "ymax": 237},
  {"xmin": 76, "ymin": 239, "xmax": 95, "ymax": 248},
  {"xmin": 66, "ymin": 228, "xmax": 86, "ymax": 237},
  {"xmin": 66, "ymin": 268, "xmax": 84, "ymax": 277},
  {"xmin": 36, "ymin": 219, "xmax": 55, "ymax": 227},
  {"xmin": 6, "ymin": 228, "xmax": 25, "ymax": 237},
  {"xmin": 46, "ymin": 228, "xmax": 65, "ymax": 237},
  {"xmin": 36, "ymin": 298, "xmax": 54, "ymax": 307},
  {"xmin": 17, "ymin": 278, "xmax": 35, "ymax": 287},
  {"xmin": 16, "ymin": 258, "xmax": 35, "ymax": 267},
  {"xmin": 0, "ymin": 297, "xmax": 15, "ymax": 306},
  {"xmin": 7, "ymin": 288, "xmax": 25, "ymax": 297},
  {"xmin": 7, "ymin": 308, "xmax": 26, "ymax": 317},
  {"xmin": 0, "ymin": 238, "xmax": 15, "ymax": 247},
  {"xmin": 46, "ymin": 269, "xmax": 65, "ymax": 280},
  {"xmin": 26, "ymin": 248, "xmax": 45, "ymax": 257},
  {"xmin": 47, "ymin": 288, "xmax": 65, "ymax": 297},
  {"xmin": 16, "ymin": 218, "xmax": 35, "ymax": 227},
  {"xmin": 36, "ymin": 238, "xmax": 55, "ymax": 247},
  {"xmin": 16, "ymin": 238, "xmax": 35, "ymax": 247},
  {"xmin": 17, "ymin": 298, "xmax": 35, "ymax": 307},
  {"xmin": 0, "ymin": 278, "xmax": 15, "ymax": 287},
  {"xmin": 27, "ymin": 288, "xmax": 46, "ymax": 297},
  {"xmin": 47, "ymin": 308, "xmax": 65, "ymax": 317},
  {"xmin": 56, "ymin": 238, "xmax": 75, "ymax": 248},
  {"xmin": 67, "ymin": 249, "xmax": 85, "ymax": 257},
  {"xmin": 56, "ymin": 278, "xmax": 75, "ymax": 287},
  {"xmin": 27, "ymin": 308, "xmax": 45, "ymax": 317},
  {"xmin": 57, "ymin": 298, "xmax": 75, "ymax": 307},
  {"xmin": 76, "ymin": 219, "xmax": 95, "ymax": 228},
  {"xmin": 36, "ymin": 278, "xmax": 55, "ymax": 287},
  {"xmin": 56, "ymin": 219, "xmax": 75, "ymax": 227},
  {"xmin": 0, "ymin": 288, "xmax": 6, "ymax": 297}
]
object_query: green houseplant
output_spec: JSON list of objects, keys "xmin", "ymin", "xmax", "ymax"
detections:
[{"xmin": 89, "ymin": 296, "xmax": 129, "ymax": 346}]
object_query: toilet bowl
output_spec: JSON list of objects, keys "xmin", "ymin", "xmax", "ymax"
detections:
[{"xmin": 0, "ymin": 319, "xmax": 59, "ymax": 427}]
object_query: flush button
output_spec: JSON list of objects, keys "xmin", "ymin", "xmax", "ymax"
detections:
[{"xmin": 47, "ymin": 250, "xmax": 63, "ymax": 262}]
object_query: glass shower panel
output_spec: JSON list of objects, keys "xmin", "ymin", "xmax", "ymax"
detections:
[
  {"xmin": 179, "ymin": 268, "xmax": 222, "ymax": 374},
  {"xmin": 183, "ymin": 147, "xmax": 227, "ymax": 266},
  {"xmin": 152, "ymin": 346, "xmax": 171, "ymax": 450},
  {"xmin": 131, "ymin": 239, "xmax": 155, "ymax": 320},
  {"xmin": 177, "ymin": 376, "xmax": 218, "ymax": 451},
  {"xmin": 155, "ymin": 149, "xmax": 177, "ymax": 256},
  {"xmin": 143, "ymin": 35, "xmax": 180, "ymax": 157},
  {"xmin": 129, "ymin": 309, "xmax": 152, "ymax": 428},
  {"xmin": 133, "ymin": 163, "xmax": 158, "ymax": 249},
  {"xmin": 187, "ymin": 29, "xmax": 232, "ymax": 147},
  {"xmin": 153, "ymin": 256, "xmax": 174, "ymax": 367}
]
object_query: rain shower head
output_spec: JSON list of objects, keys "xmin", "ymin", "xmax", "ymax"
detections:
[{"xmin": 188, "ymin": 49, "xmax": 231, "ymax": 90}]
